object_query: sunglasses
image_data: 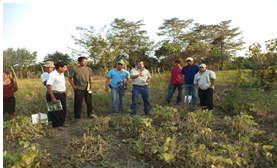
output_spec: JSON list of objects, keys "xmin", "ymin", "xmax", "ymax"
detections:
[{"xmin": 200, "ymin": 67, "xmax": 204, "ymax": 68}]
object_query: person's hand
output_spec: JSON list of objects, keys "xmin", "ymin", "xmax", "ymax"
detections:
[
  {"xmin": 105, "ymin": 87, "xmax": 109, "ymax": 92},
  {"xmin": 73, "ymin": 85, "xmax": 77, "ymax": 90},
  {"xmin": 139, "ymin": 73, "xmax": 144, "ymax": 77},
  {"xmin": 65, "ymin": 91, "xmax": 67, "ymax": 97},
  {"xmin": 124, "ymin": 81, "xmax": 129, "ymax": 85},
  {"xmin": 146, "ymin": 78, "xmax": 150, "ymax": 83},
  {"xmin": 180, "ymin": 84, "xmax": 184, "ymax": 89},
  {"xmin": 52, "ymin": 98, "xmax": 57, "ymax": 104}
]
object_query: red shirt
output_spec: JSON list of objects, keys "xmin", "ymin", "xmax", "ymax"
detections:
[
  {"xmin": 171, "ymin": 67, "xmax": 182, "ymax": 84},
  {"xmin": 3, "ymin": 79, "xmax": 14, "ymax": 98}
]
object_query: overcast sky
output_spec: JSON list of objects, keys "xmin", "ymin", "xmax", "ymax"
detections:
[{"xmin": 2, "ymin": 0, "xmax": 277, "ymax": 62}]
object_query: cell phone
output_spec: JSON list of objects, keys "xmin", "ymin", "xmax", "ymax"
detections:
[{"xmin": 109, "ymin": 84, "xmax": 112, "ymax": 88}]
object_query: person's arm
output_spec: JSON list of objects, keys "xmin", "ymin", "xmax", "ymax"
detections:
[
  {"xmin": 89, "ymin": 76, "xmax": 93, "ymax": 92},
  {"xmin": 43, "ymin": 80, "xmax": 47, "ymax": 86},
  {"xmin": 13, "ymin": 80, "xmax": 18, "ymax": 92},
  {"xmin": 46, "ymin": 85, "xmax": 57, "ymax": 104},
  {"xmin": 105, "ymin": 77, "xmax": 111, "ymax": 92},
  {"xmin": 68, "ymin": 77, "xmax": 76, "ymax": 90},
  {"xmin": 131, "ymin": 73, "xmax": 143, "ymax": 79},
  {"xmin": 125, "ymin": 77, "xmax": 130, "ymax": 85},
  {"xmin": 209, "ymin": 79, "xmax": 216, "ymax": 88},
  {"xmin": 181, "ymin": 74, "xmax": 185, "ymax": 86}
]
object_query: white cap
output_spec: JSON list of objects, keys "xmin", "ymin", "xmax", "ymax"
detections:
[{"xmin": 186, "ymin": 57, "xmax": 193, "ymax": 61}]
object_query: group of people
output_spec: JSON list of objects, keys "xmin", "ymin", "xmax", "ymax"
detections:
[
  {"xmin": 167, "ymin": 57, "xmax": 216, "ymax": 111},
  {"xmin": 40, "ymin": 57, "xmax": 93, "ymax": 130},
  {"xmin": 3, "ymin": 56, "xmax": 216, "ymax": 130}
]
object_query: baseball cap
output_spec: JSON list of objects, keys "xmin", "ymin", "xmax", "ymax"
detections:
[
  {"xmin": 186, "ymin": 57, "xmax": 193, "ymax": 61},
  {"xmin": 199, "ymin": 63, "xmax": 206, "ymax": 68},
  {"xmin": 117, "ymin": 60, "xmax": 124, "ymax": 65}
]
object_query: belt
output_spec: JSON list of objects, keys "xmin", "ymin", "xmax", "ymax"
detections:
[
  {"xmin": 52, "ymin": 91, "xmax": 65, "ymax": 94},
  {"xmin": 133, "ymin": 84, "xmax": 147, "ymax": 87}
]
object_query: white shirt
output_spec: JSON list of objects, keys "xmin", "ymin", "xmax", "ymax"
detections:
[
  {"xmin": 40, "ymin": 72, "xmax": 50, "ymax": 90},
  {"xmin": 130, "ymin": 68, "xmax": 151, "ymax": 86},
  {"xmin": 47, "ymin": 70, "xmax": 66, "ymax": 92},
  {"xmin": 194, "ymin": 69, "xmax": 216, "ymax": 90}
]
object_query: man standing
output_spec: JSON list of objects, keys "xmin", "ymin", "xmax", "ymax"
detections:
[
  {"xmin": 181, "ymin": 57, "xmax": 199, "ymax": 109},
  {"xmin": 46, "ymin": 61, "xmax": 67, "ymax": 129},
  {"xmin": 194, "ymin": 63, "xmax": 216, "ymax": 111},
  {"xmin": 68, "ymin": 57, "xmax": 93, "ymax": 122},
  {"xmin": 105, "ymin": 61, "xmax": 130, "ymax": 114},
  {"xmin": 166, "ymin": 60, "xmax": 183, "ymax": 104},
  {"xmin": 130, "ymin": 60, "xmax": 151, "ymax": 115},
  {"xmin": 40, "ymin": 61, "xmax": 55, "ymax": 123}
]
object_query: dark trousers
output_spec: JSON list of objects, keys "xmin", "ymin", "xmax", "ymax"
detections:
[
  {"xmin": 48, "ymin": 93, "xmax": 66, "ymax": 128},
  {"xmin": 198, "ymin": 88, "xmax": 214, "ymax": 110},
  {"xmin": 74, "ymin": 89, "xmax": 92, "ymax": 119}
]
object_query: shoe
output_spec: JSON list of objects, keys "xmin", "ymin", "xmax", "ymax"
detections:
[
  {"xmin": 61, "ymin": 123, "xmax": 69, "ymax": 127},
  {"xmin": 176, "ymin": 101, "xmax": 180, "ymax": 105},
  {"xmin": 167, "ymin": 101, "xmax": 170, "ymax": 104},
  {"xmin": 145, "ymin": 113, "xmax": 152, "ymax": 116},
  {"xmin": 74, "ymin": 118, "xmax": 80, "ymax": 123},
  {"xmin": 193, "ymin": 106, "xmax": 198, "ymax": 110},
  {"xmin": 56, "ymin": 127, "xmax": 64, "ymax": 131}
]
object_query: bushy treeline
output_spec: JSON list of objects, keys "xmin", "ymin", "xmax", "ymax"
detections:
[{"xmin": 3, "ymin": 18, "xmax": 277, "ymax": 89}]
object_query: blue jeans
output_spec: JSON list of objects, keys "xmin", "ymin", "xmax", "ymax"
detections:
[
  {"xmin": 111, "ymin": 88, "xmax": 126, "ymax": 112},
  {"xmin": 184, "ymin": 84, "xmax": 198, "ymax": 106},
  {"xmin": 130, "ymin": 86, "xmax": 150, "ymax": 115},
  {"xmin": 167, "ymin": 84, "xmax": 183, "ymax": 103}
]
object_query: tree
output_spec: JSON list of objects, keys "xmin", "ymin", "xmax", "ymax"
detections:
[
  {"xmin": 3, "ymin": 48, "xmax": 37, "ymax": 78},
  {"xmin": 246, "ymin": 39, "xmax": 277, "ymax": 89},
  {"xmin": 108, "ymin": 18, "xmax": 154, "ymax": 66},
  {"xmin": 156, "ymin": 18, "xmax": 194, "ymax": 60},
  {"xmin": 70, "ymin": 26, "xmax": 109, "ymax": 65},
  {"xmin": 3, "ymin": 48, "xmax": 15, "ymax": 70},
  {"xmin": 43, "ymin": 51, "xmax": 74, "ymax": 64}
]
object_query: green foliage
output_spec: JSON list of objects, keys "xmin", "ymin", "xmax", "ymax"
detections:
[
  {"xmin": 3, "ymin": 48, "xmax": 37, "ymax": 78},
  {"xmin": 3, "ymin": 116, "xmax": 45, "ymax": 146},
  {"xmin": 3, "ymin": 142, "xmax": 51, "ymax": 168},
  {"xmin": 218, "ymin": 85, "xmax": 277, "ymax": 122},
  {"xmin": 246, "ymin": 39, "xmax": 277, "ymax": 90},
  {"xmin": 43, "ymin": 51, "xmax": 74, "ymax": 64}
]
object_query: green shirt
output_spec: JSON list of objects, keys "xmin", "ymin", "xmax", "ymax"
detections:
[{"xmin": 69, "ymin": 66, "xmax": 93, "ymax": 90}]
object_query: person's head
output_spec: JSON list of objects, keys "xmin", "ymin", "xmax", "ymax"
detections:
[
  {"xmin": 136, "ymin": 60, "xmax": 144, "ymax": 69},
  {"xmin": 43, "ymin": 61, "xmax": 55, "ymax": 73},
  {"xmin": 186, "ymin": 57, "xmax": 194, "ymax": 67},
  {"xmin": 55, "ymin": 61, "xmax": 67, "ymax": 73},
  {"xmin": 199, "ymin": 63, "xmax": 207, "ymax": 72},
  {"xmin": 117, "ymin": 60, "xmax": 124, "ymax": 70},
  {"xmin": 3, "ymin": 70, "xmax": 10, "ymax": 81},
  {"xmin": 78, "ymin": 57, "xmax": 88, "ymax": 67},
  {"xmin": 174, "ymin": 60, "xmax": 181, "ymax": 68}
]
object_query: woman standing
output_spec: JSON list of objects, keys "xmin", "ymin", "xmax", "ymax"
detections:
[{"xmin": 3, "ymin": 70, "xmax": 18, "ymax": 121}]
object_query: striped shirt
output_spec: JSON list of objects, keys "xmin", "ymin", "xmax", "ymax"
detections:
[{"xmin": 3, "ymin": 79, "xmax": 14, "ymax": 98}]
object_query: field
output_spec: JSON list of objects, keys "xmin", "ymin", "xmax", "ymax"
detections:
[{"xmin": 3, "ymin": 70, "xmax": 277, "ymax": 168}]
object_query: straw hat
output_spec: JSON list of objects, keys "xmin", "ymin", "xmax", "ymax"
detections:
[{"xmin": 43, "ymin": 61, "xmax": 55, "ymax": 67}]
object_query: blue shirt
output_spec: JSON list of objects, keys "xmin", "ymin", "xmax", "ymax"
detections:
[
  {"xmin": 107, "ymin": 69, "xmax": 130, "ymax": 88},
  {"xmin": 181, "ymin": 64, "xmax": 199, "ymax": 84}
]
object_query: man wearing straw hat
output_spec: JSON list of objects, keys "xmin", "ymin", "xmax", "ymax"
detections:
[{"xmin": 40, "ymin": 61, "xmax": 55, "ymax": 123}]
